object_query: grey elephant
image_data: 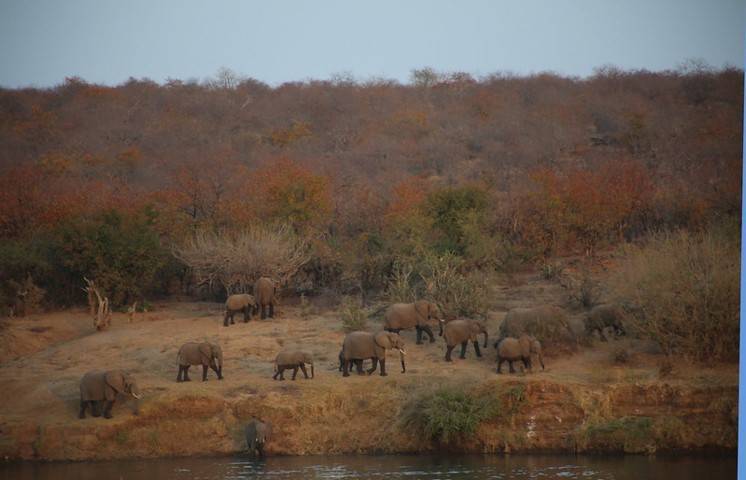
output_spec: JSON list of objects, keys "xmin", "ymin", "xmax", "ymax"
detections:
[
  {"xmin": 383, "ymin": 300, "xmax": 443, "ymax": 344},
  {"xmin": 79, "ymin": 370, "xmax": 141, "ymax": 419},
  {"xmin": 341, "ymin": 331, "xmax": 406, "ymax": 377},
  {"xmin": 224, "ymin": 293, "xmax": 254, "ymax": 326},
  {"xmin": 584, "ymin": 304, "xmax": 626, "ymax": 341},
  {"xmin": 245, "ymin": 419, "xmax": 272, "ymax": 458},
  {"xmin": 442, "ymin": 319, "xmax": 488, "ymax": 361},
  {"xmin": 494, "ymin": 335, "xmax": 545, "ymax": 374},
  {"xmin": 338, "ymin": 348, "xmax": 364, "ymax": 373},
  {"xmin": 273, "ymin": 350, "xmax": 314, "ymax": 380},
  {"xmin": 254, "ymin": 277, "xmax": 277, "ymax": 319},
  {"xmin": 499, "ymin": 305, "xmax": 574, "ymax": 342},
  {"xmin": 176, "ymin": 342, "xmax": 224, "ymax": 381}
]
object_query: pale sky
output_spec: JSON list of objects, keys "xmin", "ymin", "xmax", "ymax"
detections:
[{"xmin": 0, "ymin": 0, "xmax": 743, "ymax": 88}]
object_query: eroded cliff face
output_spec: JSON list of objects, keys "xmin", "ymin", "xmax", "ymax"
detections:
[{"xmin": 0, "ymin": 378, "xmax": 736, "ymax": 461}]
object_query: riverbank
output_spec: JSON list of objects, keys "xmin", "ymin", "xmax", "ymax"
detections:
[{"xmin": 0, "ymin": 275, "xmax": 737, "ymax": 461}]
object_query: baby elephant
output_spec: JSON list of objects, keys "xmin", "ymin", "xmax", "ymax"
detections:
[
  {"xmin": 273, "ymin": 350, "xmax": 314, "ymax": 380},
  {"xmin": 443, "ymin": 319, "xmax": 489, "ymax": 362},
  {"xmin": 495, "ymin": 335, "xmax": 545, "ymax": 374},
  {"xmin": 245, "ymin": 419, "xmax": 272, "ymax": 458},
  {"xmin": 79, "ymin": 370, "xmax": 141, "ymax": 419},
  {"xmin": 224, "ymin": 293, "xmax": 255, "ymax": 326},
  {"xmin": 176, "ymin": 342, "xmax": 224, "ymax": 382},
  {"xmin": 584, "ymin": 304, "xmax": 626, "ymax": 341}
]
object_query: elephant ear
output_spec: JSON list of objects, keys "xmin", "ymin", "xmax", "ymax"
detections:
[
  {"xmin": 104, "ymin": 371, "xmax": 125, "ymax": 400},
  {"xmin": 374, "ymin": 331, "xmax": 394, "ymax": 349},
  {"xmin": 413, "ymin": 301, "xmax": 428, "ymax": 320},
  {"xmin": 198, "ymin": 343, "xmax": 212, "ymax": 362}
]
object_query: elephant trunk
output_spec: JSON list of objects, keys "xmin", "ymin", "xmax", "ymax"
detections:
[
  {"xmin": 310, "ymin": 362, "xmax": 315, "ymax": 379},
  {"xmin": 399, "ymin": 348, "xmax": 406, "ymax": 373},
  {"xmin": 438, "ymin": 319, "xmax": 444, "ymax": 337},
  {"xmin": 483, "ymin": 331, "xmax": 489, "ymax": 348}
]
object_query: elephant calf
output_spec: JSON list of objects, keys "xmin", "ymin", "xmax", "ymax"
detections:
[
  {"xmin": 224, "ymin": 293, "xmax": 254, "ymax": 326},
  {"xmin": 338, "ymin": 349, "xmax": 365, "ymax": 373},
  {"xmin": 495, "ymin": 335, "xmax": 544, "ymax": 374},
  {"xmin": 273, "ymin": 350, "xmax": 314, "ymax": 380},
  {"xmin": 176, "ymin": 342, "xmax": 224, "ymax": 382},
  {"xmin": 341, "ymin": 331, "xmax": 406, "ymax": 377},
  {"xmin": 383, "ymin": 300, "xmax": 443, "ymax": 345},
  {"xmin": 79, "ymin": 370, "xmax": 141, "ymax": 419},
  {"xmin": 254, "ymin": 277, "xmax": 277, "ymax": 319},
  {"xmin": 245, "ymin": 419, "xmax": 272, "ymax": 458},
  {"xmin": 443, "ymin": 319, "xmax": 488, "ymax": 362},
  {"xmin": 584, "ymin": 304, "xmax": 626, "ymax": 341}
]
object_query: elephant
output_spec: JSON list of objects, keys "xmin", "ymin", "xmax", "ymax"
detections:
[
  {"xmin": 499, "ymin": 305, "xmax": 575, "ymax": 344},
  {"xmin": 254, "ymin": 277, "xmax": 277, "ymax": 319},
  {"xmin": 79, "ymin": 370, "xmax": 141, "ymax": 419},
  {"xmin": 341, "ymin": 331, "xmax": 406, "ymax": 377},
  {"xmin": 273, "ymin": 350, "xmax": 314, "ymax": 380},
  {"xmin": 245, "ymin": 419, "xmax": 272, "ymax": 458},
  {"xmin": 584, "ymin": 304, "xmax": 626, "ymax": 341},
  {"xmin": 338, "ymin": 348, "xmax": 364, "ymax": 373},
  {"xmin": 494, "ymin": 335, "xmax": 545, "ymax": 374},
  {"xmin": 176, "ymin": 342, "xmax": 223, "ymax": 382},
  {"xmin": 383, "ymin": 300, "xmax": 443, "ymax": 345},
  {"xmin": 224, "ymin": 293, "xmax": 254, "ymax": 326},
  {"xmin": 442, "ymin": 319, "xmax": 488, "ymax": 362}
]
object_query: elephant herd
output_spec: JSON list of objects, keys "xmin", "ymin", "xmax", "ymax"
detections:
[{"xmin": 76, "ymin": 283, "xmax": 626, "ymax": 427}]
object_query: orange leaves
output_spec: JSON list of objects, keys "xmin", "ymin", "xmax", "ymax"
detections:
[
  {"xmin": 384, "ymin": 176, "xmax": 430, "ymax": 223},
  {"xmin": 267, "ymin": 121, "xmax": 313, "ymax": 147}
]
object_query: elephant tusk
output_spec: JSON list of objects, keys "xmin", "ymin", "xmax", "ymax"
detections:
[
  {"xmin": 131, "ymin": 393, "xmax": 141, "ymax": 399},
  {"xmin": 398, "ymin": 349, "xmax": 406, "ymax": 356}
]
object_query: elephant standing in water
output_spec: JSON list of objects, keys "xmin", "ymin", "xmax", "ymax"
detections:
[
  {"xmin": 224, "ymin": 293, "xmax": 254, "ymax": 326},
  {"xmin": 176, "ymin": 342, "xmax": 224, "ymax": 381},
  {"xmin": 254, "ymin": 277, "xmax": 277, "ymax": 319},
  {"xmin": 79, "ymin": 370, "xmax": 141, "ymax": 419},
  {"xmin": 443, "ymin": 319, "xmax": 488, "ymax": 361},
  {"xmin": 340, "ymin": 331, "xmax": 406, "ymax": 377},
  {"xmin": 245, "ymin": 419, "xmax": 272, "ymax": 458},
  {"xmin": 273, "ymin": 350, "xmax": 314, "ymax": 380},
  {"xmin": 383, "ymin": 300, "xmax": 443, "ymax": 345}
]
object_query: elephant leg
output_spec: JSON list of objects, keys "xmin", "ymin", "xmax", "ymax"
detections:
[
  {"xmin": 415, "ymin": 326, "xmax": 423, "ymax": 345},
  {"xmin": 202, "ymin": 365, "xmax": 208, "ymax": 381},
  {"xmin": 291, "ymin": 366, "xmax": 299, "ymax": 380},
  {"xmin": 473, "ymin": 341, "xmax": 482, "ymax": 357},
  {"xmin": 272, "ymin": 368, "xmax": 280, "ymax": 380},
  {"xmin": 379, "ymin": 358, "xmax": 387, "ymax": 376},
  {"xmin": 445, "ymin": 344, "xmax": 455, "ymax": 362},
  {"xmin": 367, "ymin": 358, "xmax": 378, "ymax": 375},
  {"xmin": 342, "ymin": 359, "xmax": 350, "ymax": 377},
  {"xmin": 422, "ymin": 325, "xmax": 435, "ymax": 343},
  {"xmin": 176, "ymin": 365, "xmax": 183, "ymax": 382},
  {"xmin": 257, "ymin": 442, "xmax": 265, "ymax": 459},
  {"xmin": 269, "ymin": 303, "xmax": 274, "ymax": 318},
  {"xmin": 508, "ymin": 360, "xmax": 516, "ymax": 374},
  {"xmin": 300, "ymin": 364, "xmax": 309, "ymax": 379},
  {"xmin": 244, "ymin": 307, "xmax": 251, "ymax": 323},
  {"xmin": 459, "ymin": 341, "xmax": 468, "ymax": 359},
  {"xmin": 356, "ymin": 360, "xmax": 365, "ymax": 375},
  {"xmin": 224, "ymin": 312, "xmax": 230, "ymax": 327},
  {"xmin": 79, "ymin": 400, "xmax": 87, "ymax": 419},
  {"xmin": 522, "ymin": 357, "xmax": 531, "ymax": 373},
  {"xmin": 210, "ymin": 364, "xmax": 222, "ymax": 380},
  {"xmin": 91, "ymin": 401, "xmax": 102, "ymax": 417},
  {"xmin": 183, "ymin": 365, "xmax": 191, "ymax": 381},
  {"xmin": 261, "ymin": 304, "xmax": 267, "ymax": 320},
  {"xmin": 599, "ymin": 328, "xmax": 608, "ymax": 342},
  {"xmin": 103, "ymin": 400, "xmax": 114, "ymax": 419},
  {"xmin": 278, "ymin": 367, "xmax": 286, "ymax": 380}
]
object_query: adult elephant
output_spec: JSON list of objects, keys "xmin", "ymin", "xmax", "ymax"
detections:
[
  {"xmin": 499, "ymin": 305, "xmax": 575, "ymax": 344},
  {"xmin": 224, "ymin": 293, "xmax": 254, "ymax": 326},
  {"xmin": 383, "ymin": 300, "xmax": 443, "ymax": 344},
  {"xmin": 245, "ymin": 419, "xmax": 272, "ymax": 458},
  {"xmin": 254, "ymin": 277, "xmax": 277, "ymax": 319},
  {"xmin": 273, "ymin": 350, "xmax": 314, "ymax": 380},
  {"xmin": 584, "ymin": 304, "xmax": 626, "ymax": 341},
  {"xmin": 176, "ymin": 342, "xmax": 224, "ymax": 381},
  {"xmin": 495, "ymin": 334, "xmax": 545, "ymax": 374},
  {"xmin": 79, "ymin": 370, "xmax": 141, "ymax": 419},
  {"xmin": 341, "ymin": 331, "xmax": 406, "ymax": 377},
  {"xmin": 443, "ymin": 319, "xmax": 488, "ymax": 361}
]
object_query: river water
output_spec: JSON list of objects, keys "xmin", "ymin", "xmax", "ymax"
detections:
[{"xmin": 0, "ymin": 454, "xmax": 736, "ymax": 479}]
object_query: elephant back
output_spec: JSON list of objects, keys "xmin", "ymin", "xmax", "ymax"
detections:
[
  {"xmin": 275, "ymin": 350, "xmax": 306, "ymax": 366},
  {"xmin": 587, "ymin": 304, "xmax": 623, "ymax": 328},
  {"xmin": 178, "ymin": 342, "xmax": 211, "ymax": 366},
  {"xmin": 384, "ymin": 303, "xmax": 419, "ymax": 329},
  {"xmin": 501, "ymin": 306, "xmax": 572, "ymax": 345},
  {"xmin": 226, "ymin": 294, "xmax": 254, "ymax": 311},
  {"xmin": 254, "ymin": 277, "xmax": 275, "ymax": 305},
  {"xmin": 342, "ymin": 331, "xmax": 377, "ymax": 359},
  {"xmin": 80, "ymin": 371, "xmax": 107, "ymax": 401}
]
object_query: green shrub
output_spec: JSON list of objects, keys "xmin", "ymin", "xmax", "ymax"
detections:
[
  {"xmin": 340, "ymin": 296, "xmax": 367, "ymax": 332},
  {"xmin": 419, "ymin": 253, "xmax": 490, "ymax": 319},
  {"xmin": 403, "ymin": 387, "xmax": 498, "ymax": 443},
  {"xmin": 424, "ymin": 186, "xmax": 489, "ymax": 255},
  {"xmin": 611, "ymin": 226, "xmax": 739, "ymax": 362}
]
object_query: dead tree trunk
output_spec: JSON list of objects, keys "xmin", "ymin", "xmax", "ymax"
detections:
[{"xmin": 83, "ymin": 277, "xmax": 112, "ymax": 330}]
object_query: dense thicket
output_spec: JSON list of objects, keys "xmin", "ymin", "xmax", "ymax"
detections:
[{"xmin": 0, "ymin": 66, "xmax": 741, "ymax": 313}]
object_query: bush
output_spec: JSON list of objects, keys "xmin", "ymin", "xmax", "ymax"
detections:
[
  {"xmin": 340, "ymin": 296, "xmax": 367, "ymax": 332},
  {"xmin": 611, "ymin": 226, "xmax": 739, "ymax": 362},
  {"xmin": 403, "ymin": 388, "xmax": 497, "ymax": 444},
  {"xmin": 419, "ymin": 253, "xmax": 490, "ymax": 319},
  {"xmin": 424, "ymin": 186, "xmax": 489, "ymax": 255}
]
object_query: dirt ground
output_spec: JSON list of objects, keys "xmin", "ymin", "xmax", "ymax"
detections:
[{"xmin": 0, "ymin": 271, "xmax": 738, "ymax": 460}]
